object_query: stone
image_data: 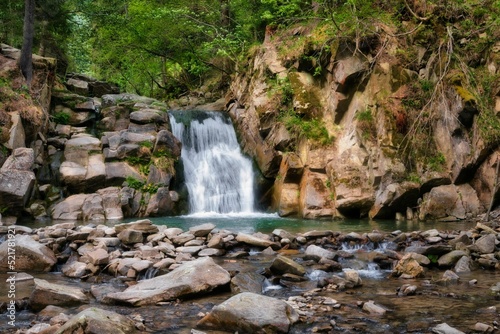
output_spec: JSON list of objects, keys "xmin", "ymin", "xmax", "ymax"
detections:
[
  {"xmin": 84, "ymin": 248, "xmax": 109, "ymax": 265},
  {"xmin": 397, "ymin": 284, "xmax": 417, "ymax": 296},
  {"xmin": 469, "ymin": 234, "xmax": 496, "ymax": 254},
  {"xmin": 61, "ymin": 261, "xmax": 88, "ymax": 278},
  {"xmin": 272, "ymin": 182, "xmax": 300, "ymax": 216},
  {"xmin": 419, "ymin": 184, "xmax": 481, "ymax": 221},
  {"xmin": 231, "ymin": 271, "xmax": 265, "ymax": 294},
  {"xmin": 118, "ymin": 229, "xmax": 144, "ymax": 245},
  {"xmin": 66, "ymin": 78, "xmax": 89, "ymax": 95},
  {"xmin": 114, "ymin": 219, "xmax": 158, "ymax": 234},
  {"xmin": 51, "ymin": 194, "xmax": 88, "ymax": 220},
  {"xmin": 431, "ymin": 322, "xmax": 465, "ymax": 334},
  {"xmin": 55, "ymin": 307, "xmax": 137, "ymax": 334},
  {"xmin": 454, "ymin": 256, "xmax": 472, "ymax": 273},
  {"xmin": 103, "ymin": 257, "xmax": 230, "ymax": 306},
  {"xmin": 236, "ymin": 232, "xmax": 276, "ymax": 248},
  {"xmin": 0, "ymin": 235, "xmax": 56, "ymax": 272},
  {"xmin": 344, "ymin": 269, "xmax": 362, "ymax": 287},
  {"xmin": 29, "ymin": 279, "xmax": 88, "ymax": 311},
  {"xmin": 1, "ymin": 147, "xmax": 34, "ymax": 171},
  {"xmin": 299, "ymin": 170, "xmax": 335, "ymax": 219},
  {"xmin": 189, "ymin": 223, "xmax": 216, "ymax": 237},
  {"xmin": 197, "ymin": 292, "xmax": 298, "ymax": 333},
  {"xmin": 369, "ymin": 182, "xmax": 420, "ymax": 219},
  {"xmin": 270, "ymin": 255, "xmax": 306, "ymax": 276},
  {"xmin": 392, "ymin": 253, "xmax": 424, "ymax": 278},
  {"xmin": 105, "ymin": 162, "xmax": 144, "ymax": 186},
  {"xmin": 438, "ymin": 250, "xmax": 468, "ymax": 267},
  {"xmin": 0, "ymin": 169, "xmax": 36, "ymax": 208},
  {"xmin": 198, "ymin": 248, "xmax": 225, "ymax": 257},
  {"xmin": 6, "ymin": 112, "xmax": 26, "ymax": 150},
  {"xmin": 362, "ymin": 300, "xmax": 386, "ymax": 315},
  {"xmin": 130, "ymin": 109, "xmax": 167, "ymax": 124},
  {"xmin": 145, "ymin": 187, "xmax": 173, "ymax": 216},
  {"xmin": 305, "ymin": 244, "xmax": 336, "ymax": 260},
  {"xmin": 153, "ymin": 130, "xmax": 182, "ymax": 157},
  {"xmin": 97, "ymin": 187, "xmax": 123, "ymax": 220}
]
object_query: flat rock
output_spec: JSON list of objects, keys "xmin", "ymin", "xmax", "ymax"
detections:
[
  {"xmin": 29, "ymin": 278, "xmax": 88, "ymax": 311},
  {"xmin": 103, "ymin": 257, "xmax": 230, "ymax": 306},
  {"xmin": 305, "ymin": 244, "xmax": 337, "ymax": 260},
  {"xmin": 189, "ymin": 223, "xmax": 216, "ymax": 237},
  {"xmin": 270, "ymin": 255, "xmax": 306, "ymax": 276},
  {"xmin": 431, "ymin": 323, "xmax": 465, "ymax": 334},
  {"xmin": 55, "ymin": 307, "xmax": 137, "ymax": 334},
  {"xmin": 236, "ymin": 232, "xmax": 275, "ymax": 248},
  {"xmin": 114, "ymin": 219, "xmax": 158, "ymax": 234}
]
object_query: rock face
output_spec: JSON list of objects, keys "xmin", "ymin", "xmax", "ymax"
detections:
[
  {"xmin": 0, "ymin": 235, "xmax": 56, "ymax": 272},
  {"xmin": 103, "ymin": 257, "xmax": 231, "ymax": 306},
  {"xmin": 0, "ymin": 148, "xmax": 36, "ymax": 211},
  {"xmin": 197, "ymin": 292, "xmax": 299, "ymax": 333},
  {"xmin": 225, "ymin": 25, "xmax": 498, "ymax": 220},
  {"xmin": 55, "ymin": 307, "xmax": 137, "ymax": 334}
]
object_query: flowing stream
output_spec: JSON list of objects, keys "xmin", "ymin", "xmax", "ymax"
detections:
[{"xmin": 169, "ymin": 110, "xmax": 254, "ymax": 214}]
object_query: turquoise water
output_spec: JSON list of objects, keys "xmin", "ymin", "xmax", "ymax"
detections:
[{"xmin": 137, "ymin": 213, "xmax": 477, "ymax": 234}]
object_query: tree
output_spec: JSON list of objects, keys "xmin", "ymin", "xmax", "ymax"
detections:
[{"xmin": 19, "ymin": 0, "xmax": 35, "ymax": 86}]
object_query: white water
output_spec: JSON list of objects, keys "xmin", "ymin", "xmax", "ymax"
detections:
[{"xmin": 169, "ymin": 111, "xmax": 255, "ymax": 214}]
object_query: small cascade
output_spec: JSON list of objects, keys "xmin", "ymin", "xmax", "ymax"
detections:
[
  {"xmin": 169, "ymin": 110, "xmax": 255, "ymax": 214},
  {"xmin": 139, "ymin": 267, "xmax": 159, "ymax": 281}
]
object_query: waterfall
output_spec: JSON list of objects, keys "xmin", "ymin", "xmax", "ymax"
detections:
[{"xmin": 169, "ymin": 110, "xmax": 255, "ymax": 214}]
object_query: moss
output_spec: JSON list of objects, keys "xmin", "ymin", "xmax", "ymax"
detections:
[{"xmin": 454, "ymin": 85, "xmax": 476, "ymax": 103}]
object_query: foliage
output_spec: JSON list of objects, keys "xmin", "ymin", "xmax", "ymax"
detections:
[
  {"xmin": 51, "ymin": 112, "xmax": 70, "ymax": 125},
  {"xmin": 279, "ymin": 109, "xmax": 331, "ymax": 146},
  {"xmin": 125, "ymin": 176, "xmax": 161, "ymax": 194}
]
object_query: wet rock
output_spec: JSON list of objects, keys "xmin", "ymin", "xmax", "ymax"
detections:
[
  {"xmin": 0, "ymin": 235, "xmax": 56, "ymax": 272},
  {"xmin": 454, "ymin": 255, "xmax": 472, "ymax": 273},
  {"xmin": 236, "ymin": 232, "xmax": 276, "ymax": 248},
  {"xmin": 344, "ymin": 269, "xmax": 362, "ymax": 287},
  {"xmin": 431, "ymin": 322, "xmax": 465, "ymax": 334},
  {"xmin": 197, "ymin": 292, "xmax": 298, "ymax": 333},
  {"xmin": 441, "ymin": 270, "xmax": 460, "ymax": 283},
  {"xmin": 188, "ymin": 223, "xmax": 216, "ymax": 237},
  {"xmin": 103, "ymin": 257, "xmax": 230, "ymax": 306},
  {"xmin": 118, "ymin": 229, "xmax": 144, "ymax": 245},
  {"xmin": 392, "ymin": 253, "xmax": 424, "ymax": 278},
  {"xmin": 305, "ymin": 244, "xmax": 336, "ymax": 260},
  {"xmin": 474, "ymin": 322, "xmax": 494, "ymax": 332},
  {"xmin": 198, "ymin": 248, "xmax": 225, "ymax": 257},
  {"xmin": 231, "ymin": 271, "xmax": 266, "ymax": 293},
  {"xmin": 438, "ymin": 250, "xmax": 468, "ymax": 267},
  {"xmin": 362, "ymin": 300, "xmax": 386, "ymax": 315},
  {"xmin": 114, "ymin": 219, "xmax": 159, "ymax": 234},
  {"xmin": 56, "ymin": 307, "xmax": 137, "ymax": 334},
  {"xmin": 270, "ymin": 255, "xmax": 306, "ymax": 276},
  {"xmin": 469, "ymin": 234, "xmax": 496, "ymax": 254},
  {"xmin": 397, "ymin": 284, "xmax": 417, "ymax": 296},
  {"xmin": 29, "ymin": 279, "xmax": 89, "ymax": 311},
  {"xmin": 61, "ymin": 261, "xmax": 88, "ymax": 278}
]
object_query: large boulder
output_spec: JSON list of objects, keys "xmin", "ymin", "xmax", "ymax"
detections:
[
  {"xmin": 419, "ymin": 184, "xmax": 482, "ymax": 221},
  {"xmin": 103, "ymin": 257, "xmax": 230, "ymax": 306},
  {"xmin": 299, "ymin": 170, "xmax": 334, "ymax": 219},
  {"xmin": 198, "ymin": 292, "xmax": 299, "ymax": 333},
  {"xmin": 0, "ymin": 235, "xmax": 56, "ymax": 272},
  {"xmin": 55, "ymin": 307, "xmax": 137, "ymax": 334},
  {"xmin": 30, "ymin": 278, "xmax": 89, "ymax": 311},
  {"xmin": 0, "ymin": 148, "xmax": 36, "ymax": 209}
]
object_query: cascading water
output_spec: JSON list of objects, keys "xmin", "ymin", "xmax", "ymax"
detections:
[{"xmin": 169, "ymin": 110, "xmax": 255, "ymax": 214}]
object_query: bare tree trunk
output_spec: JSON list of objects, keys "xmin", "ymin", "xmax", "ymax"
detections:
[
  {"xmin": 484, "ymin": 156, "xmax": 500, "ymax": 222},
  {"xmin": 19, "ymin": 0, "xmax": 35, "ymax": 87}
]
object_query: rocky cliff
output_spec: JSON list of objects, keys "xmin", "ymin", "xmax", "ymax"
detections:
[{"xmin": 225, "ymin": 22, "xmax": 500, "ymax": 221}]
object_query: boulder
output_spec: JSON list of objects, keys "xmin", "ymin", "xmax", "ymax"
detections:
[
  {"xmin": 0, "ymin": 235, "xmax": 56, "ymax": 272},
  {"xmin": 270, "ymin": 255, "xmax": 306, "ymax": 276},
  {"xmin": 55, "ymin": 307, "xmax": 137, "ymax": 334},
  {"xmin": 153, "ymin": 130, "xmax": 182, "ymax": 157},
  {"xmin": 231, "ymin": 272, "xmax": 266, "ymax": 294},
  {"xmin": 30, "ymin": 279, "xmax": 88, "ymax": 311},
  {"xmin": 145, "ymin": 187, "xmax": 173, "ymax": 216},
  {"xmin": 0, "ymin": 169, "xmax": 36, "ymax": 208},
  {"xmin": 369, "ymin": 182, "xmax": 420, "ymax": 219},
  {"xmin": 197, "ymin": 292, "xmax": 298, "ymax": 333},
  {"xmin": 103, "ymin": 257, "xmax": 230, "ymax": 306},
  {"xmin": 392, "ymin": 253, "xmax": 424, "ymax": 278},
  {"xmin": 272, "ymin": 182, "xmax": 300, "ymax": 217},
  {"xmin": 362, "ymin": 300, "xmax": 387, "ymax": 315},
  {"xmin": 97, "ymin": 187, "xmax": 123, "ymax": 220},
  {"xmin": 469, "ymin": 234, "xmax": 496, "ymax": 254},
  {"xmin": 61, "ymin": 261, "xmax": 88, "ymax": 278},
  {"xmin": 236, "ymin": 232, "xmax": 276, "ymax": 248},
  {"xmin": 114, "ymin": 219, "xmax": 158, "ymax": 234},
  {"xmin": 189, "ymin": 223, "xmax": 216, "ymax": 237},
  {"xmin": 431, "ymin": 323, "xmax": 465, "ymax": 334},
  {"xmin": 130, "ymin": 109, "xmax": 167, "ymax": 124},
  {"xmin": 305, "ymin": 244, "xmax": 336, "ymax": 260},
  {"xmin": 437, "ymin": 250, "xmax": 468, "ymax": 267},
  {"xmin": 6, "ymin": 112, "xmax": 26, "ymax": 150},
  {"xmin": 105, "ymin": 162, "xmax": 144, "ymax": 186},
  {"xmin": 51, "ymin": 194, "xmax": 88, "ymax": 220},
  {"xmin": 299, "ymin": 170, "xmax": 335, "ymax": 219},
  {"xmin": 1, "ymin": 147, "xmax": 34, "ymax": 171},
  {"xmin": 419, "ymin": 184, "xmax": 482, "ymax": 221}
]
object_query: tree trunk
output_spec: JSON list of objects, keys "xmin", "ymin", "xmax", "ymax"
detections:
[{"xmin": 19, "ymin": 0, "xmax": 35, "ymax": 87}]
